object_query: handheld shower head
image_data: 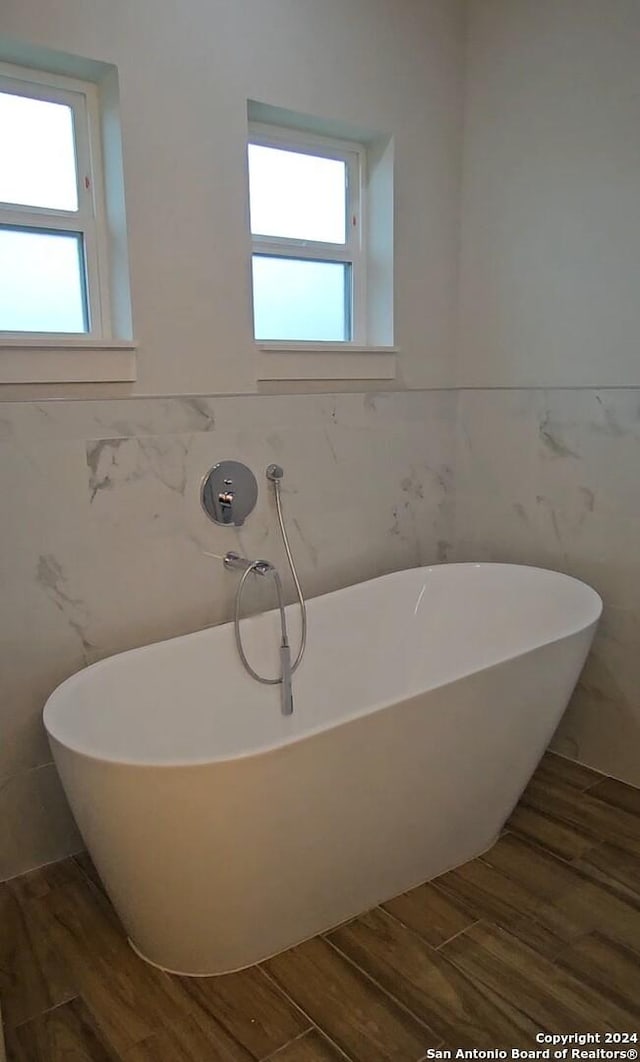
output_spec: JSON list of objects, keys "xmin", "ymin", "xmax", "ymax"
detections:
[
  {"xmin": 266, "ymin": 459, "xmax": 307, "ymax": 673},
  {"xmin": 266, "ymin": 464, "xmax": 284, "ymax": 482}
]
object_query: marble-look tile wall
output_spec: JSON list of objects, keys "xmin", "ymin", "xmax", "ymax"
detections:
[
  {"xmin": 453, "ymin": 389, "xmax": 640, "ymax": 787},
  {"xmin": 4, "ymin": 385, "xmax": 639, "ymax": 879},
  {"xmin": 0, "ymin": 390, "xmax": 455, "ymax": 880}
]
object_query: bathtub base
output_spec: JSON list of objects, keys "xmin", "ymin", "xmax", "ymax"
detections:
[
  {"xmin": 127, "ymin": 829, "xmax": 503, "ymax": 977},
  {"xmin": 128, "ymin": 937, "xmax": 211, "ymax": 978}
]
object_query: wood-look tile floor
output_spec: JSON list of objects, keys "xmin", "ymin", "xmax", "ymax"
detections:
[{"xmin": 2, "ymin": 752, "xmax": 640, "ymax": 1060}]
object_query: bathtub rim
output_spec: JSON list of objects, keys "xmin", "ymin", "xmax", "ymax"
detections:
[
  {"xmin": 43, "ymin": 562, "xmax": 602, "ymax": 770},
  {"xmin": 46, "ymin": 623, "xmax": 599, "ymax": 771}
]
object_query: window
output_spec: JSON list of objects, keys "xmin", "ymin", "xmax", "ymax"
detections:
[
  {"xmin": 248, "ymin": 124, "xmax": 365, "ymax": 345},
  {"xmin": 0, "ymin": 63, "xmax": 110, "ymax": 340}
]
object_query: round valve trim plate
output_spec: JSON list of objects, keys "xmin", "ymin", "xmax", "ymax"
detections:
[{"xmin": 201, "ymin": 461, "xmax": 258, "ymax": 526}]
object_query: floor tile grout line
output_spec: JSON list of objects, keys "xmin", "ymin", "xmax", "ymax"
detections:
[
  {"xmin": 567, "ymin": 851, "xmax": 640, "ymax": 905},
  {"xmin": 322, "ymin": 932, "xmax": 440, "ymax": 1043},
  {"xmin": 500, "ymin": 818, "xmax": 640, "ymax": 903},
  {"xmin": 324, "ymin": 898, "xmax": 580, "ymax": 1042},
  {"xmin": 543, "ymin": 752, "xmax": 612, "ymax": 790},
  {"xmin": 507, "ymin": 795, "xmax": 600, "ymax": 847},
  {"xmin": 71, "ymin": 854, "xmax": 115, "ymax": 912},
  {"xmin": 516, "ymin": 795, "xmax": 607, "ymax": 845},
  {"xmin": 442, "ymin": 915, "xmax": 640, "ymax": 1027},
  {"xmin": 505, "ymin": 811, "xmax": 594, "ymax": 862},
  {"xmin": 582, "ymin": 778, "xmax": 609, "ymax": 794},
  {"xmin": 259, "ymin": 1028, "xmax": 309, "ymax": 1061},
  {"xmin": 516, "ymin": 820, "xmax": 626, "ymax": 868},
  {"xmin": 8, "ymin": 994, "xmax": 81, "ymax": 1032},
  {"xmin": 435, "ymin": 919, "xmax": 483, "ymax": 951},
  {"xmin": 343, "ymin": 901, "xmax": 497, "ymax": 974},
  {"xmin": 505, "ymin": 824, "xmax": 640, "ymax": 886},
  {"xmin": 580, "ymin": 780, "xmax": 640, "ymax": 815},
  {"xmin": 72, "ymin": 854, "xmax": 106, "ymax": 894},
  {"xmin": 504, "ymin": 830, "xmax": 585, "ymax": 867},
  {"xmin": 471, "ymin": 833, "xmax": 640, "ymax": 921},
  {"xmin": 260, "ymin": 1027, "xmax": 322, "ymax": 1062},
  {"xmin": 376, "ymin": 895, "xmax": 481, "ymax": 951},
  {"xmin": 258, "ymin": 966, "xmax": 352, "ymax": 1062},
  {"xmin": 483, "ymin": 823, "xmax": 605, "ymax": 873},
  {"xmin": 539, "ymin": 929, "xmax": 640, "ymax": 1023},
  {"xmin": 520, "ymin": 848, "xmax": 640, "ymax": 921},
  {"xmin": 444, "ymin": 918, "xmax": 604, "ymax": 1030},
  {"xmin": 440, "ymin": 913, "xmax": 567, "ymax": 965},
  {"xmin": 428, "ymin": 876, "xmax": 497, "ymax": 924},
  {"xmin": 521, "ymin": 781, "xmax": 640, "ymax": 841},
  {"xmin": 551, "ymin": 935, "xmax": 640, "ymax": 1018},
  {"xmin": 254, "ymin": 964, "xmax": 314, "ymax": 1032},
  {"xmin": 542, "ymin": 773, "xmax": 607, "ymax": 796},
  {"xmin": 481, "ymin": 828, "xmax": 580, "ymax": 868},
  {"xmin": 173, "ymin": 972, "xmax": 280, "ymax": 1062},
  {"xmin": 438, "ymin": 927, "xmax": 547, "ymax": 1030}
]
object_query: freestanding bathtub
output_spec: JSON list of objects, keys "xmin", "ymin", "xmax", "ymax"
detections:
[{"xmin": 44, "ymin": 563, "xmax": 601, "ymax": 976}]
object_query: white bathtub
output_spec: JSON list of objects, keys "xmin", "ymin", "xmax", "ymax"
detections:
[{"xmin": 44, "ymin": 563, "xmax": 601, "ymax": 976}]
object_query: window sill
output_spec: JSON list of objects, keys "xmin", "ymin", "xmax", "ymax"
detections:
[
  {"xmin": 0, "ymin": 339, "xmax": 137, "ymax": 384},
  {"xmin": 257, "ymin": 342, "xmax": 397, "ymax": 381}
]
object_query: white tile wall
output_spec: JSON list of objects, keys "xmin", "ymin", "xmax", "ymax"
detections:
[
  {"xmin": 454, "ymin": 389, "xmax": 640, "ymax": 787},
  {"xmin": 3, "ymin": 385, "xmax": 639, "ymax": 879},
  {"xmin": 0, "ymin": 390, "xmax": 455, "ymax": 879}
]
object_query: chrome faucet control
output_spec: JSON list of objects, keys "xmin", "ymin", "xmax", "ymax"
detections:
[
  {"xmin": 223, "ymin": 552, "xmax": 272, "ymax": 576},
  {"xmin": 201, "ymin": 461, "xmax": 258, "ymax": 527},
  {"xmin": 217, "ymin": 462, "xmax": 306, "ymax": 718},
  {"xmin": 218, "ymin": 483, "xmax": 235, "ymax": 523},
  {"xmin": 225, "ymin": 553, "xmax": 294, "ymax": 716}
]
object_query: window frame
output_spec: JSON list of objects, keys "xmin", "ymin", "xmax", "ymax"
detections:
[
  {"xmin": 0, "ymin": 61, "xmax": 112, "ymax": 342},
  {"xmin": 248, "ymin": 122, "xmax": 367, "ymax": 345}
]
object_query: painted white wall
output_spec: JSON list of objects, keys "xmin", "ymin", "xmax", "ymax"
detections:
[
  {"xmin": 0, "ymin": 0, "xmax": 464, "ymax": 396},
  {"xmin": 454, "ymin": 0, "xmax": 640, "ymax": 784},
  {"xmin": 458, "ymin": 0, "xmax": 640, "ymax": 387}
]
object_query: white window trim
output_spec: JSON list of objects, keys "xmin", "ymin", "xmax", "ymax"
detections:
[
  {"xmin": 249, "ymin": 121, "xmax": 369, "ymax": 346},
  {"xmin": 0, "ymin": 62, "xmax": 120, "ymax": 350},
  {"xmin": 248, "ymin": 120, "xmax": 396, "ymax": 380}
]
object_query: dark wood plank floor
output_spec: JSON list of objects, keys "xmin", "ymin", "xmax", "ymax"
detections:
[{"xmin": 2, "ymin": 751, "xmax": 640, "ymax": 1060}]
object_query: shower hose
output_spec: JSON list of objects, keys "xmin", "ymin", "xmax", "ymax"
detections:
[{"xmin": 233, "ymin": 465, "xmax": 307, "ymax": 690}]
